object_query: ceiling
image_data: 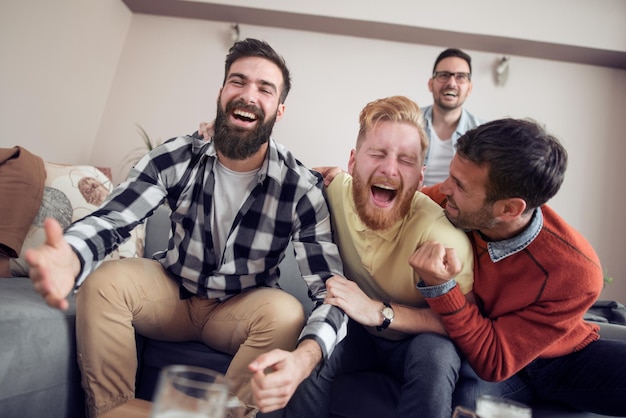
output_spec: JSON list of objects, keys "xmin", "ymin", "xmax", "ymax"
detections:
[{"xmin": 122, "ymin": 0, "xmax": 626, "ymax": 70}]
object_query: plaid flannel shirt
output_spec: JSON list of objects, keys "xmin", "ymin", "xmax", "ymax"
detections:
[{"xmin": 65, "ymin": 134, "xmax": 347, "ymax": 358}]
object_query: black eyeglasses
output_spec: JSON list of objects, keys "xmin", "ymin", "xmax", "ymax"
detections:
[{"xmin": 433, "ymin": 71, "xmax": 471, "ymax": 83}]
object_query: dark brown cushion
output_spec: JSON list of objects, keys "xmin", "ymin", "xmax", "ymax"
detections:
[{"xmin": 0, "ymin": 147, "xmax": 45, "ymax": 266}]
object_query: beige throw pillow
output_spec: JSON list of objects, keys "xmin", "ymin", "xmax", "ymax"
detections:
[{"xmin": 10, "ymin": 163, "xmax": 145, "ymax": 276}]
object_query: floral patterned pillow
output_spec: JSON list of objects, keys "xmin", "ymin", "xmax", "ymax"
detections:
[{"xmin": 10, "ymin": 163, "xmax": 145, "ymax": 276}]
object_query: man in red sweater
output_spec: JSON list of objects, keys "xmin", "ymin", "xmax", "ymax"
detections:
[{"xmin": 410, "ymin": 118, "xmax": 626, "ymax": 415}]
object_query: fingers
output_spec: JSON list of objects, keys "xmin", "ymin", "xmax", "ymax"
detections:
[
  {"xmin": 323, "ymin": 167, "xmax": 342, "ymax": 187},
  {"xmin": 25, "ymin": 217, "xmax": 73, "ymax": 311},
  {"xmin": 311, "ymin": 166, "xmax": 329, "ymax": 174},
  {"xmin": 310, "ymin": 166, "xmax": 342, "ymax": 187},
  {"xmin": 43, "ymin": 217, "xmax": 64, "ymax": 247},
  {"xmin": 443, "ymin": 247, "xmax": 462, "ymax": 276},
  {"xmin": 248, "ymin": 349, "xmax": 286, "ymax": 373},
  {"xmin": 45, "ymin": 294, "xmax": 70, "ymax": 311},
  {"xmin": 251, "ymin": 370, "xmax": 292, "ymax": 412},
  {"xmin": 249, "ymin": 351, "xmax": 295, "ymax": 412},
  {"xmin": 198, "ymin": 121, "xmax": 214, "ymax": 141},
  {"xmin": 410, "ymin": 241, "xmax": 459, "ymax": 286}
]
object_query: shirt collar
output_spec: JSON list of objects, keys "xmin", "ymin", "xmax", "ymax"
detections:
[
  {"xmin": 423, "ymin": 106, "xmax": 469, "ymax": 137},
  {"xmin": 204, "ymin": 136, "xmax": 278, "ymax": 184},
  {"xmin": 486, "ymin": 207, "xmax": 543, "ymax": 262}
]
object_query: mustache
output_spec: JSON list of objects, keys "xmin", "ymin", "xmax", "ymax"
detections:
[
  {"xmin": 369, "ymin": 175, "xmax": 401, "ymax": 189},
  {"xmin": 225, "ymin": 100, "xmax": 264, "ymax": 121}
]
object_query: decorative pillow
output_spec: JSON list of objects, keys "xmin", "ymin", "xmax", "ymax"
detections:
[{"xmin": 10, "ymin": 163, "xmax": 145, "ymax": 276}]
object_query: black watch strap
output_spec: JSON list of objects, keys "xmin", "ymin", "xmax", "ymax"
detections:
[{"xmin": 376, "ymin": 302, "xmax": 393, "ymax": 331}]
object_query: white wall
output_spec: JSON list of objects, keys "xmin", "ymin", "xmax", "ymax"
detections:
[
  {"xmin": 0, "ymin": 0, "xmax": 132, "ymax": 164},
  {"xmin": 2, "ymin": 3, "xmax": 625, "ymax": 303}
]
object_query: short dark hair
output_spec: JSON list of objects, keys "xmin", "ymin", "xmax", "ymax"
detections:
[
  {"xmin": 223, "ymin": 38, "xmax": 292, "ymax": 104},
  {"xmin": 432, "ymin": 48, "xmax": 472, "ymax": 75},
  {"xmin": 456, "ymin": 118, "xmax": 568, "ymax": 211}
]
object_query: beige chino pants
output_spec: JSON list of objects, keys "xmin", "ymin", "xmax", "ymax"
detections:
[{"xmin": 75, "ymin": 258, "xmax": 306, "ymax": 417}]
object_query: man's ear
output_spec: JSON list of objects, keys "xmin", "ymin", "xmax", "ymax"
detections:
[
  {"xmin": 493, "ymin": 197, "xmax": 527, "ymax": 221},
  {"xmin": 427, "ymin": 78, "xmax": 434, "ymax": 93},
  {"xmin": 416, "ymin": 164, "xmax": 426, "ymax": 191},
  {"xmin": 275, "ymin": 103, "xmax": 286, "ymax": 123},
  {"xmin": 347, "ymin": 149, "xmax": 356, "ymax": 175}
]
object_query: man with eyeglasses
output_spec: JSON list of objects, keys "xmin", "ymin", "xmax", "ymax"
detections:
[{"xmin": 423, "ymin": 48, "xmax": 484, "ymax": 186}]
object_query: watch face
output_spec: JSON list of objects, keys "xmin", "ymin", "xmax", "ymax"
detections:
[{"xmin": 382, "ymin": 306, "xmax": 394, "ymax": 320}]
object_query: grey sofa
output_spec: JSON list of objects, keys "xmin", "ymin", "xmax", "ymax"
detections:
[{"xmin": 2, "ymin": 205, "xmax": 625, "ymax": 418}]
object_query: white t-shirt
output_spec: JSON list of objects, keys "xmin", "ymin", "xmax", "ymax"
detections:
[
  {"xmin": 424, "ymin": 128, "xmax": 454, "ymax": 186},
  {"xmin": 211, "ymin": 160, "xmax": 259, "ymax": 262}
]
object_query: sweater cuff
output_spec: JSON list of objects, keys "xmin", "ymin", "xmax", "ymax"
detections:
[
  {"xmin": 422, "ymin": 284, "xmax": 467, "ymax": 315},
  {"xmin": 416, "ymin": 278, "xmax": 457, "ymax": 298}
]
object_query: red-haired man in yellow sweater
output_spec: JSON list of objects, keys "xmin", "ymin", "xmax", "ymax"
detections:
[{"xmin": 411, "ymin": 118, "xmax": 626, "ymax": 415}]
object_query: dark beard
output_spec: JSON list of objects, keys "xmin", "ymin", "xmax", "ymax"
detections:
[
  {"xmin": 212, "ymin": 101, "xmax": 277, "ymax": 160},
  {"xmin": 351, "ymin": 167, "xmax": 414, "ymax": 231},
  {"xmin": 444, "ymin": 199, "xmax": 497, "ymax": 231}
]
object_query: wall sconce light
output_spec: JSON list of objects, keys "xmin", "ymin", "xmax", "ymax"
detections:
[
  {"xmin": 230, "ymin": 23, "xmax": 240, "ymax": 44},
  {"xmin": 494, "ymin": 56, "xmax": 510, "ymax": 87}
]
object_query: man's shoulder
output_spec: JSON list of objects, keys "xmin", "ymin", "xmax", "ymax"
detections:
[
  {"xmin": 421, "ymin": 104, "xmax": 434, "ymax": 121},
  {"xmin": 326, "ymin": 171, "xmax": 351, "ymax": 206},
  {"xmin": 156, "ymin": 134, "xmax": 211, "ymax": 156},
  {"xmin": 269, "ymin": 139, "xmax": 321, "ymax": 189},
  {"xmin": 409, "ymin": 192, "xmax": 451, "ymax": 224},
  {"xmin": 420, "ymin": 184, "xmax": 447, "ymax": 208},
  {"xmin": 460, "ymin": 108, "xmax": 485, "ymax": 128},
  {"xmin": 539, "ymin": 205, "xmax": 597, "ymax": 253},
  {"xmin": 408, "ymin": 192, "xmax": 472, "ymax": 251}
]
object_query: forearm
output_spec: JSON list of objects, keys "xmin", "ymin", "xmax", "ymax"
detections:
[
  {"xmin": 299, "ymin": 303, "xmax": 348, "ymax": 359},
  {"xmin": 293, "ymin": 339, "xmax": 323, "ymax": 378},
  {"xmin": 389, "ymin": 303, "xmax": 447, "ymax": 335}
]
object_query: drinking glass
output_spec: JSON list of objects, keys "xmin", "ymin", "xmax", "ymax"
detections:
[
  {"xmin": 150, "ymin": 365, "xmax": 229, "ymax": 418},
  {"xmin": 475, "ymin": 395, "xmax": 532, "ymax": 418}
]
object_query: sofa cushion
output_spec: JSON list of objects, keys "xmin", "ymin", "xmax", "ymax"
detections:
[
  {"xmin": 10, "ymin": 162, "xmax": 145, "ymax": 276},
  {"xmin": 0, "ymin": 278, "xmax": 84, "ymax": 418},
  {"xmin": 0, "ymin": 146, "xmax": 45, "ymax": 276}
]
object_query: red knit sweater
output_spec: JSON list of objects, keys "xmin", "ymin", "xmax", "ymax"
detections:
[{"xmin": 422, "ymin": 185, "xmax": 603, "ymax": 382}]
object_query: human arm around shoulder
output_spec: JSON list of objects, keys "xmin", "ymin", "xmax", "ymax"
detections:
[{"xmin": 311, "ymin": 166, "xmax": 344, "ymax": 188}]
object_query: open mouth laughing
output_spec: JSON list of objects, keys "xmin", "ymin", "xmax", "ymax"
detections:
[
  {"xmin": 371, "ymin": 182, "xmax": 398, "ymax": 208},
  {"xmin": 227, "ymin": 101, "xmax": 264, "ymax": 128}
]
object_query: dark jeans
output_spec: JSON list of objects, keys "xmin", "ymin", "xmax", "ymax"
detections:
[
  {"xmin": 285, "ymin": 319, "xmax": 461, "ymax": 418},
  {"xmin": 453, "ymin": 338, "xmax": 626, "ymax": 416}
]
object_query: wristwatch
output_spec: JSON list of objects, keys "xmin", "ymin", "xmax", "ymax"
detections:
[{"xmin": 376, "ymin": 302, "xmax": 394, "ymax": 331}]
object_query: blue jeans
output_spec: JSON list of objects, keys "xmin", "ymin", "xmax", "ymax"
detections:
[
  {"xmin": 285, "ymin": 319, "xmax": 461, "ymax": 418},
  {"xmin": 453, "ymin": 338, "xmax": 626, "ymax": 416}
]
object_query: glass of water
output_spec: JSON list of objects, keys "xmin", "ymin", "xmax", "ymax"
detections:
[
  {"xmin": 475, "ymin": 395, "xmax": 532, "ymax": 418},
  {"xmin": 150, "ymin": 365, "xmax": 229, "ymax": 418}
]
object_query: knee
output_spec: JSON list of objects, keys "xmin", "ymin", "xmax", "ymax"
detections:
[
  {"xmin": 253, "ymin": 290, "xmax": 306, "ymax": 332},
  {"xmin": 405, "ymin": 333, "xmax": 461, "ymax": 372},
  {"xmin": 76, "ymin": 259, "xmax": 141, "ymax": 310},
  {"xmin": 251, "ymin": 289, "xmax": 305, "ymax": 349}
]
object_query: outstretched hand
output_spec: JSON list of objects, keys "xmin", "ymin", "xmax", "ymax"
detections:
[
  {"xmin": 24, "ymin": 218, "xmax": 80, "ymax": 310},
  {"xmin": 409, "ymin": 241, "xmax": 462, "ymax": 286}
]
